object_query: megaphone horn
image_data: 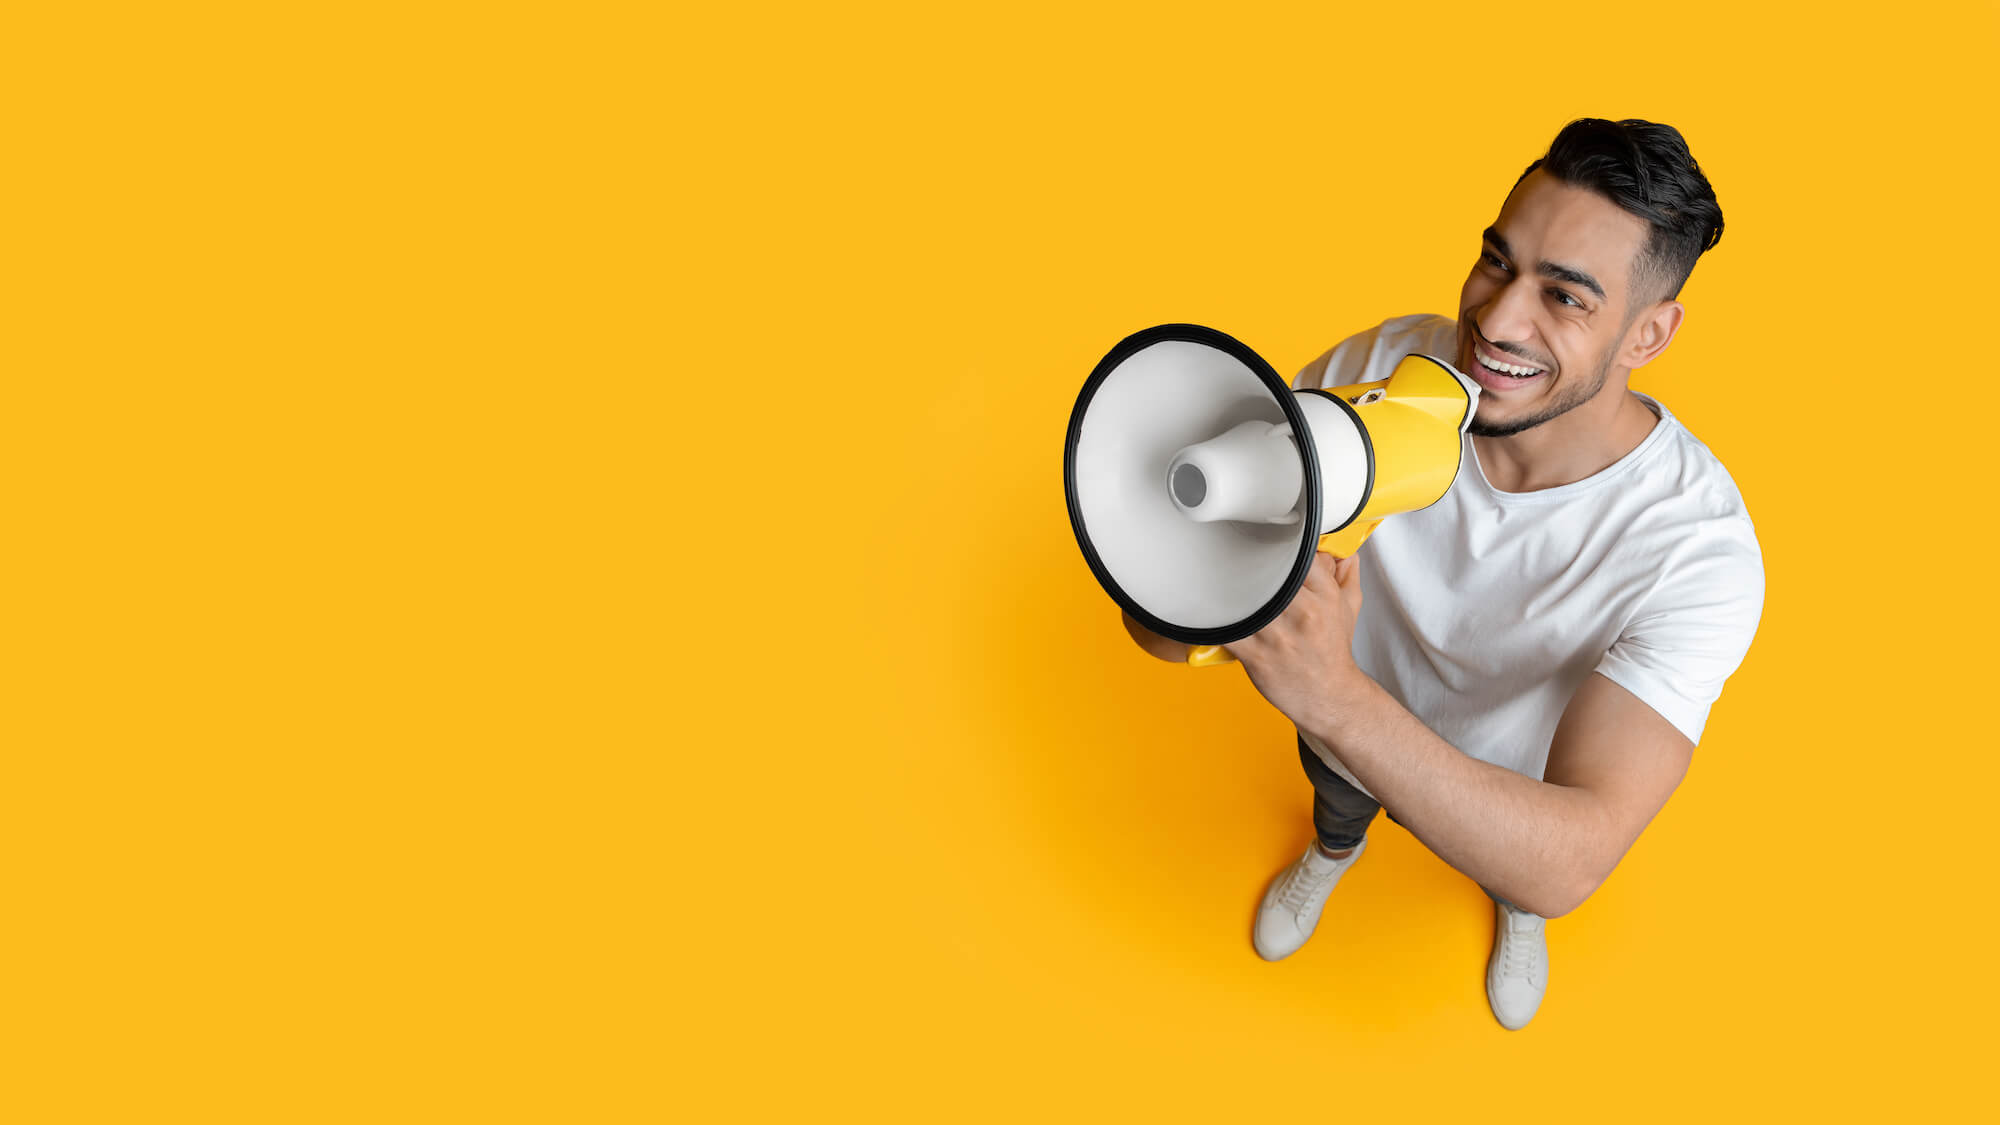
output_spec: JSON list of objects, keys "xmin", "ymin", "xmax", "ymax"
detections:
[{"xmin": 1063, "ymin": 324, "xmax": 1479, "ymax": 667}]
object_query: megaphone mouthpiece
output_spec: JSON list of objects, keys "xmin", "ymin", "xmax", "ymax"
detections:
[{"xmin": 1165, "ymin": 419, "xmax": 1304, "ymax": 525}]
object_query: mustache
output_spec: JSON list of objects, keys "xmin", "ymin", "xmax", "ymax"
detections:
[{"xmin": 1463, "ymin": 321, "xmax": 1552, "ymax": 370}]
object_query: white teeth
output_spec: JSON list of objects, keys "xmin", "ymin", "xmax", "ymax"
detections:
[{"xmin": 1476, "ymin": 353, "xmax": 1542, "ymax": 377}]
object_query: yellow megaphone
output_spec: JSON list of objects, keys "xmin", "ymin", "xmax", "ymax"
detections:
[{"xmin": 1063, "ymin": 324, "xmax": 1479, "ymax": 666}]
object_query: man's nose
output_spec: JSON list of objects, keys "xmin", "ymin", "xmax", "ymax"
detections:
[{"xmin": 1474, "ymin": 277, "xmax": 1539, "ymax": 347}]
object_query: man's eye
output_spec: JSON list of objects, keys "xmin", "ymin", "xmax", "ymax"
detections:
[
  {"xmin": 1481, "ymin": 251, "xmax": 1509, "ymax": 271},
  {"xmin": 1550, "ymin": 289, "xmax": 1579, "ymax": 307}
]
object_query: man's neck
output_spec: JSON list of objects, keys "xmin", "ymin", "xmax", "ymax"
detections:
[{"xmin": 1471, "ymin": 384, "xmax": 1661, "ymax": 494}]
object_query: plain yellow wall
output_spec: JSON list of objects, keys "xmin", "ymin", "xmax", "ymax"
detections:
[{"xmin": 9, "ymin": 1, "xmax": 1997, "ymax": 1120}]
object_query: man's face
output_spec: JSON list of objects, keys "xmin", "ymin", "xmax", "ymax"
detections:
[{"xmin": 1456, "ymin": 169, "xmax": 1652, "ymax": 438}]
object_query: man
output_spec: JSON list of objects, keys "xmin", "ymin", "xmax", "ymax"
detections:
[{"xmin": 1122, "ymin": 118, "xmax": 1764, "ymax": 1029}]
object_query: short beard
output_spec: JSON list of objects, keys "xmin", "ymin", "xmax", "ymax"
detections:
[{"xmin": 1466, "ymin": 346, "xmax": 1614, "ymax": 438}]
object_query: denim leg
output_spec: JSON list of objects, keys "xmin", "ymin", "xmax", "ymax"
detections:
[{"xmin": 1295, "ymin": 735, "xmax": 1380, "ymax": 851}]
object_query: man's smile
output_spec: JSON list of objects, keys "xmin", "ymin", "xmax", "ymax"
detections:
[{"xmin": 1465, "ymin": 339, "xmax": 1551, "ymax": 393}]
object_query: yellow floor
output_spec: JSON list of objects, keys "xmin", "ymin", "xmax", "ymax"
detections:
[{"xmin": 11, "ymin": 3, "xmax": 1996, "ymax": 1119}]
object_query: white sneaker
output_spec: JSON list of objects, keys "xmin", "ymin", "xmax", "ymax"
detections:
[
  {"xmin": 1486, "ymin": 899, "xmax": 1548, "ymax": 1029},
  {"xmin": 1252, "ymin": 836, "xmax": 1367, "ymax": 961}
]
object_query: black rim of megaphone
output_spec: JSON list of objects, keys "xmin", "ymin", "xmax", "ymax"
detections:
[{"xmin": 1064, "ymin": 323, "xmax": 1322, "ymax": 648}]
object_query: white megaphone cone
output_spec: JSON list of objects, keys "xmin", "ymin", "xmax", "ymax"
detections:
[{"xmin": 1063, "ymin": 324, "xmax": 1479, "ymax": 666}]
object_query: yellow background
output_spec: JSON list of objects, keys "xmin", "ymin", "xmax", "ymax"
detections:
[{"xmin": 8, "ymin": 2, "xmax": 1997, "ymax": 1120}]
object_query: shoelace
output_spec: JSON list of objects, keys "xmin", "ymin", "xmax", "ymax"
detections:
[
  {"xmin": 1498, "ymin": 911, "xmax": 1542, "ymax": 980},
  {"xmin": 1276, "ymin": 855, "xmax": 1342, "ymax": 913}
]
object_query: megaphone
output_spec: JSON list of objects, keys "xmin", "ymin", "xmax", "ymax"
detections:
[{"xmin": 1063, "ymin": 323, "xmax": 1480, "ymax": 667}]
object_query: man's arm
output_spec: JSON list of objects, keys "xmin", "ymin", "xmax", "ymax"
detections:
[
  {"xmin": 1229, "ymin": 493, "xmax": 1755, "ymax": 919},
  {"xmin": 1304, "ymin": 670, "xmax": 1692, "ymax": 918},
  {"xmin": 1539, "ymin": 672, "xmax": 1694, "ymax": 902}
]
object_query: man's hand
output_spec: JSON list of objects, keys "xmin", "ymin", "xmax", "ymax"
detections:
[{"xmin": 1224, "ymin": 550, "xmax": 1370, "ymax": 729}]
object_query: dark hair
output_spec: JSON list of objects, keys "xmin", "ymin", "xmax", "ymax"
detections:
[{"xmin": 1515, "ymin": 118, "xmax": 1723, "ymax": 307}]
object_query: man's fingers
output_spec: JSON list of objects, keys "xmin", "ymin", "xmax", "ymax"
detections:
[
  {"xmin": 1336, "ymin": 554, "xmax": 1363, "ymax": 611},
  {"xmin": 1310, "ymin": 551, "xmax": 1363, "ymax": 588}
]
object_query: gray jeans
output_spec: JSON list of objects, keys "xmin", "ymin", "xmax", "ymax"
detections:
[{"xmin": 1296, "ymin": 733, "xmax": 1516, "ymax": 910}]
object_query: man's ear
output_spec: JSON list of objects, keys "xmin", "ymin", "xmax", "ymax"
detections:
[{"xmin": 1622, "ymin": 300, "xmax": 1685, "ymax": 371}]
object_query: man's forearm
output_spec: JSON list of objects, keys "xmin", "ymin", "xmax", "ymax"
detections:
[{"xmin": 1302, "ymin": 676, "xmax": 1601, "ymax": 917}]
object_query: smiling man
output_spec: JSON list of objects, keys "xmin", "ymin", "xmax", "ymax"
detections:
[{"xmin": 1123, "ymin": 118, "xmax": 1765, "ymax": 1029}]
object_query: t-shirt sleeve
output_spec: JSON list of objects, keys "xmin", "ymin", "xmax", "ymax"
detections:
[
  {"xmin": 1292, "ymin": 314, "xmax": 1457, "ymax": 391},
  {"xmin": 1291, "ymin": 326, "xmax": 1380, "ymax": 390},
  {"xmin": 1592, "ymin": 524, "xmax": 1766, "ymax": 746}
]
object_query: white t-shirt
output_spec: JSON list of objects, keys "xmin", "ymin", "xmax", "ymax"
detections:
[{"xmin": 1293, "ymin": 314, "xmax": 1765, "ymax": 800}]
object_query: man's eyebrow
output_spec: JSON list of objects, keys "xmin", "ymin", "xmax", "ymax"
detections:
[
  {"xmin": 1482, "ymin": 225, "xmax": 1608, "ymax": 302},
  {"xmin": 1539, "ymin": 261, "xmax": 1605, "ymax": 302}
]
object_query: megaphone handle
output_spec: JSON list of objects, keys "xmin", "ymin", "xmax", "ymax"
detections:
[
  {"xmin": 1182, "ymin": 518, "xmax": 1385, "ymax": 668},
  {"xmin": 1317, "ymin": 517, "xmax": 1383, "ymax": 560}
]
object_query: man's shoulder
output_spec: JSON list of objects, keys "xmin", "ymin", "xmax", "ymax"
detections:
[
  {"xmin": 1608, "ymin": 402, "xmax": 1766, "ymax": 586},
  {"xmin": 1642, "ymin": 401, "xmax": 1758, "ymax": 528},
  {"xmin": 1294, "ymin": 313, "xmax": 1458, "ymax": 389},
  {"xmin": 1376, "ymin": 312, "xmax": 1458, "ymax": 345}
]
